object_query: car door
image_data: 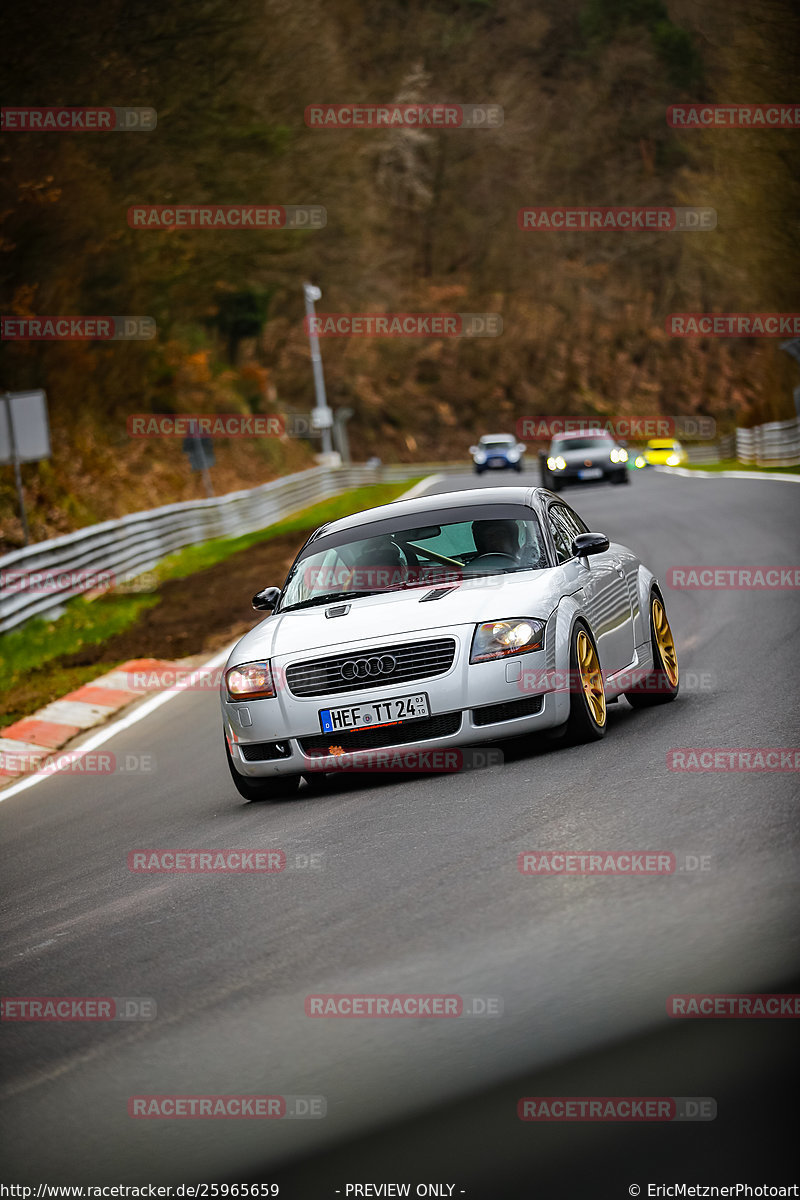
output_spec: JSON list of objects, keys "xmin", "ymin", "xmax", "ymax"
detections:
[{"xmin": 546, "ymin": 502, "xmax": 635, "ymax": 671}]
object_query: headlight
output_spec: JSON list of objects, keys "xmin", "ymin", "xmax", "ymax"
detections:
[
  {"xmin": 470, "ymin": 618, "xmax": 546, "ymax": 663},
  {"xmin": 225, "ymin": 660, "xmax": 276, "ymax": 701},
  {"xmin": 635, "ymin": 455, "xmax": 646, "ymax": 468},
  {"xmin": 474, "ymin": 451, "xmax": 486, "ymax": 463},
  {"xmin": 609, "ymin": 448, "xmax": 628, "ymax": 463},
  {"xmin": 507, "ymin": 451, "xmax": 520, "ymax": 462},
  {"xmin": 666, "ymin": 453, "xmax": 680, "ymax": 466},
  {"xmin": 547, "ymin": 456, "xmax": 566, "ymax": 471}
]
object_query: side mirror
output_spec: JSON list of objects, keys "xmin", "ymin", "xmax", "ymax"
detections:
[
  {"xmin": 469, "ymin": 445, "xmax": 478, "ymax": 455},
  {"xmin": 517, "ymin": 443, "xmax": 526, "ymax": 453},
  {"xmin": 572, "ymin": 532, "xmax": 609, "ymax": 558},
  {"xmin": 252, "ymin": 586, "xmax": 281, "ymax": 612}
]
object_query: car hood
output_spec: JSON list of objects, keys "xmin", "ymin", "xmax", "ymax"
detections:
[{"xmin": 227, "ymin": 570, "xmax": 565, "ymax": 665}]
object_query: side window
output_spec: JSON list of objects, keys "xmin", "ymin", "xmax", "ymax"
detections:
[
  {"xmin": 547, "ymin": 507, "xmax": 573, "ymax": 563},
  {"xmin": 548, "ymin": 505, "xmax": 588, "ymax": 563},
  {"xmin": 557, "ymin": 504, "xmax": 589, "ymax": 540}
]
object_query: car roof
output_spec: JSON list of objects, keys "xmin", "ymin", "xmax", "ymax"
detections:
[
  {"xmin": 647, "ymin": 438, "xmax": 679, "ymax": 447},
  {"xmin": 479, "ymin": 432, "xmax": 516, "ymax": 441},
  {"xmin": 314, "ymin": 485, "xmax": 543, "ymax": 538}
]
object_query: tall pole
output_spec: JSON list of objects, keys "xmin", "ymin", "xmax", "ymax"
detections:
[
  {"xmin": 303, "ymin": 283, "xmax": 334, "ymax": 455},
  {"xmin": 3, "ymin": 393, "xmax": 31, "ymax": 546}
]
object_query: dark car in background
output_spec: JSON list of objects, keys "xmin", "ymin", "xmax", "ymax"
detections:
[{"xmin": 539, "ymin": 430, "xmax": 629, "ymax": 490}]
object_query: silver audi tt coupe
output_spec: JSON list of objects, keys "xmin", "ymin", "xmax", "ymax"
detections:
[{"xmin": 221, "ymin": 486, "xmax": 679, "ymax": 799}]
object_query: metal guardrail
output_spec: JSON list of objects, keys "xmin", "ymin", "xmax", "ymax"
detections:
[
  {"xmin": 735, "ymin": 416, "xmax": 800, "ymax": 467},
  {"xmin": 0, "ymin": 463, "xmax": 449, "ymax": 635}
]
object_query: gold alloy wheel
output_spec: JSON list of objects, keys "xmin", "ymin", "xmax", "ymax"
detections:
[
  {"xmin": 576, "ymin": 630, "xmax": 606, "ymax": 726},
  {"xmin": 652, "ymin": 597, "xmax": 679, "ymax": 687}
]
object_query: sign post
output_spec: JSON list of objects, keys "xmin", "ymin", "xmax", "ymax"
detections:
[
  {"xmin": 303, "ymin": 283, "xmax": 334, "ymax": 456},
  {"xmin": 0, "ymin": 389, "xmax": 51, "ymax": 546}
]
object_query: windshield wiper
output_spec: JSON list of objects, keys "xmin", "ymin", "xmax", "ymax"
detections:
[{"xmin": 280, "ymin": 590, "xmax": 383, "ymax": 612}]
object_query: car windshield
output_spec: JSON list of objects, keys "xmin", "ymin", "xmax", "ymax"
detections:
[
  {"xmin": 480, "ymin": 438, "xmax": 514, "ymax": 449},
  {"xmin": 551, "ymin": 437, "xmax": 614, "ymax": 452},
  {"xmin": 648, "ymin": 440, "xmax": 679, "ymax": 450},
  {"xmin": 280, "ymin": 506, "xmax": 549, "ymax": 610}
]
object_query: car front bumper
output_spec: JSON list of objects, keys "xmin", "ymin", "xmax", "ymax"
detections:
[{"xmin": 222, "ymin": 631, "xmax": 567, "ymax": 778}]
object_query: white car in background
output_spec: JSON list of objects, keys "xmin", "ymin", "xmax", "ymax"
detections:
[{"xmin": 221, "ymin": 487, "xmax": 680, "ymax": 800}]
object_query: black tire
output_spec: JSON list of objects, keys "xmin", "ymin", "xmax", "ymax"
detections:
[
  {"xmin": 564, "ymin": 623, "xmax": 607, "ymax": 744},
  {"xmin": 474, "ymin": 465, "xmax": 484, "ymax": 476},
  {"xmin": 225, "ymin": 738, "xmax": 302, "ymax": 801},
  {"xmin": 625, "ymin": 591, "xmax": 679, "ymax": 708},
  {"xmin": 614, "ymin": 470, "xmax": 630, "ymax": 485},
  {"xmin": 513, "ymin": 463, "xmax": 522, "ymax": 473}
]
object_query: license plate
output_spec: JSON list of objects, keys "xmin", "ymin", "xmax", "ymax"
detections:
[
  {"xmin": 578, "ymin": 467, "xmax": 603, "ymax": 480},
  {"xmin": 319, "ymin": 692, "xmax": 430, "ymax": 734}
]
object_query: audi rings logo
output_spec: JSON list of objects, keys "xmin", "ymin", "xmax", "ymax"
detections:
[{"xmin": 340, "ymin": 655, "xmax": 397, "ymax": 681}]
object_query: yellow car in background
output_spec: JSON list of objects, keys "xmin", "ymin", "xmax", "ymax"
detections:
[{"xmin": 635, "ymin": 439, "xmax": 689, "ymax": 469}]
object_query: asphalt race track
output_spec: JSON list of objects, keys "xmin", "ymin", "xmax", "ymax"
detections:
[{"xmin": 1, "ymin": 469, "xmax": 799, "ymax": 1190}]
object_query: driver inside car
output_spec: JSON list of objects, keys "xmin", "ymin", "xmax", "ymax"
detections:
[{"xmin": 470, "ymin": 519, "xmax": 520, "ymax": 562}]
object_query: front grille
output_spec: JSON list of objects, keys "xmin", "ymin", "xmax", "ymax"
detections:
[
  {"xmin": 239, "ymin": 741, "xmax": 291, "ymax": 762},
  {"xmin": 286, "ymin": 638, "xmax": 456, "ymax": 698},
  {"xmin": 299, "ymin": 711, "xmax": 462, "ymax": 756},
  {"xmin": 472, "ymin": 696, "xmax": 544, "ymax": 726}
]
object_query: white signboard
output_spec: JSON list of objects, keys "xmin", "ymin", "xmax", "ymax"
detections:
[{"xmin": 0, "ymin": 390, "xmax": 51, "ymax": 464}]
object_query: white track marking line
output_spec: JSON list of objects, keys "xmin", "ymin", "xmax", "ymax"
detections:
[
  {"xmin": 396, "ymin": 474, "xmax": 443, "ymax": 499},
  {"xmin": 655, "ymin": 466, "xmax": 800, "ymax": 483},
  {"xmin": 0, "ymin": 644, "xmax": 235, "ymax": 803}
]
